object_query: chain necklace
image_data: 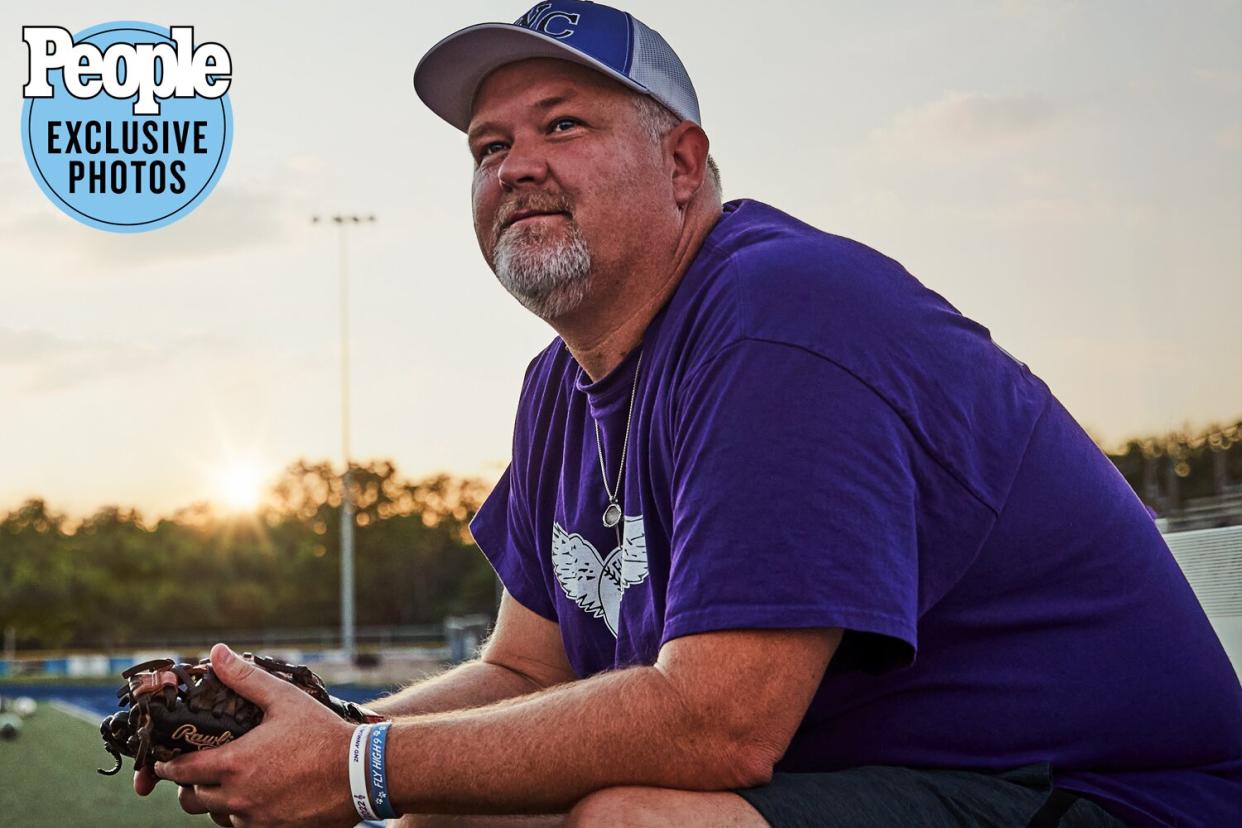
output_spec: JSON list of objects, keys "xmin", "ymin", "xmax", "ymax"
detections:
[{"xmin": 592, "ymin": 351, "xmax": 643, "ymax": 532}]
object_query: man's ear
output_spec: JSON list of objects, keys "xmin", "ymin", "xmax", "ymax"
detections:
[{"xmin": 667, "ymin": 121, "xmax": 711, "ymax": 207}]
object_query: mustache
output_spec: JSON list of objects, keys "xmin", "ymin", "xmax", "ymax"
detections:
[{"xmin": 493, "ymin": 193, "xmax": 575, "ymax": 238}]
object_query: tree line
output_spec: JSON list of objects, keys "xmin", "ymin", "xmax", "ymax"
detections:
[
  {"xmin": 1108, "ymin": 421, "xmax": 1241, "ymax": 512},
  {"xmin": 0, "ymin": 461, "xmax": 497, "ymax": 651}
]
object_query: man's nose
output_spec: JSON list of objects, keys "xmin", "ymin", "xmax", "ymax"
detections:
[{"xmin": 496, "ymin": 139, "xmax": 548, "ymax": 190}]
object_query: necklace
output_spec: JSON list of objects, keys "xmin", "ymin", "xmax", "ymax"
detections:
[{"xmin": 592, "ymin": 351, "xmax": 643, "ymax": 530}]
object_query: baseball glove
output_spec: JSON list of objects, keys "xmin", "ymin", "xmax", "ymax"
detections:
[{"xmin": 98, "ymin": 653, "xmax": 384, "ymax": 776}]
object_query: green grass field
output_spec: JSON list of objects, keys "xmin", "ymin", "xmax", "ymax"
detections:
[{"xmin": 0, "ymin": 703, "xmax": 195, "ymax": 826}]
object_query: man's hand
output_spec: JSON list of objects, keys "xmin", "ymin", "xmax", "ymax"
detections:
[{"xmin": 135, "ymin": 642, "xmax": 359, "ymax": 827}]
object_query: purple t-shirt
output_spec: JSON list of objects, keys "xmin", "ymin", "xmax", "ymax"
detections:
[{"xmin": 471, "ymin": 199, "xmax": 1242, "ymax": 826}]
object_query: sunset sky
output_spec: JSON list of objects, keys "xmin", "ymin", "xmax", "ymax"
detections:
[{"xmin": 2, "ymin": 1, "xmax": 1239, "ymax": 518}]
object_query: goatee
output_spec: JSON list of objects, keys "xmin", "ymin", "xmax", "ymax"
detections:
[{"xmin": 488, "ymin": 195, "xmax": 592, "ymax": 319}]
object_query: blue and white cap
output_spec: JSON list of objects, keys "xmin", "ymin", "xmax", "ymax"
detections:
[{"xmin": 414, "ymin": 1, "xmax": 700, "ymax": 132}]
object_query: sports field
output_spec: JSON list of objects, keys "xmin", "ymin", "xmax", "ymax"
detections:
[{"xmin": 0, "ymin": 702, "xmax": 194, "ymax": 826}]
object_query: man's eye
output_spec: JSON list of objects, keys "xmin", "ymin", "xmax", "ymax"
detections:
[
  {"xmin": 479, "ymin": 141, "xmax": 507, "ymax": 159},
  {"xmin": 550, "ymin": 118, "xmax": 579, "ymax": 133}
]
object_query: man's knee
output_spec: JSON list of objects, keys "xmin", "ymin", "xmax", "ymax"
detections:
[
  {"xmin": 567, "ymin": 787, "xmax": 662, "ymax": 827},
  {"xmin": 567, "ymin": 786, "xmax": 767, "ymax": 828}
]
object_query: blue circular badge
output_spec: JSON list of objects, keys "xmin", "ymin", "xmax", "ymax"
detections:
[{"xmin": 20, "ymin": 21, "xmax": 232, "ymax": 233}]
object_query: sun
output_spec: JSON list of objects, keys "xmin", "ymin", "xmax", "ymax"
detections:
[{"xmin": 212, "ymin": 462, "xmax": 266, "ymax": 512}]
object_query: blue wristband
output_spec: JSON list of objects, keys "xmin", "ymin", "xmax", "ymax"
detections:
[{"xmin": 366, "ymin": 721, "xmax": 398, "ymax": 819}]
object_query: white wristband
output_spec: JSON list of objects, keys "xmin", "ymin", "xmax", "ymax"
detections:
[{"xmin": 349, "ymin": 724, "xmax": 379, "ymax": 821}]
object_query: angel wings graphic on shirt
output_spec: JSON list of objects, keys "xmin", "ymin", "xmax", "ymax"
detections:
[{"xmin": 551, "ymin": 515, "xmax": 648, "ymax": 637}]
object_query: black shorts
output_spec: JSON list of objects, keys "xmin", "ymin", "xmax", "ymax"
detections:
[{"xmin": 735, "ymin": 764, "xmax": 1128, "ymax": 828}]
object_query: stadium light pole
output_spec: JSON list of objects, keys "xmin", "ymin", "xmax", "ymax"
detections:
[{"xmin": 312, "ymin": 213, "xmax": 376, "ymax": 663}]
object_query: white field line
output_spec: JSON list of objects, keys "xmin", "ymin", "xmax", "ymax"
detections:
[{"xmin": 49, "ymin": 699, "xmax": 103, "ymax": 726}]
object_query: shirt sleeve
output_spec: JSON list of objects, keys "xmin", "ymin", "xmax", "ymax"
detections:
[
  {"xmin": 469, "ymin": 464, "xmax": 558, "ymax": 621},
  {"xmin": 666, "ymin": 338, "xmax": 921, "ymax": 673}
]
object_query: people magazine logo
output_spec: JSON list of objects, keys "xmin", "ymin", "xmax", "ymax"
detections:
[{"xmin": 20, "ymin": 21, "xmax": 233, "ymax": 233}]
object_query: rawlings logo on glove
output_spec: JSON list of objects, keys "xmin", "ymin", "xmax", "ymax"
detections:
[{"xmin": 170, "ymin": 723, "xmax": 235, "ymax": 749}]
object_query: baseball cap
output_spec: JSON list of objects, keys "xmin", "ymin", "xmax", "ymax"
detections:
[{"xmin": 413, "ymin": 1, "xmax": 700, "ymax": 132}]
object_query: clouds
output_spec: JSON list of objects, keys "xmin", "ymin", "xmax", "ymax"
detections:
[
  {"xmin": 0, "ymin": 184, "xmax": 295, "ymax": 273},
  {"xmin": 0, "ymin": 328, "xmax": 75, "ymax": 363},
  {"xmin": 0, "ymin": 327, "xmax": 157, "ymax": 393},
  {"xmin": 1192, "ymin": 67, "xmax": 1242, "ymax": 97},
  {"xmin": 838, "ymin": 89, "xmax": 1079, "ymax": 229},
  {"xmin": 0, "ymin": 327, "xmax": 239, "ymax": 393},
  {"xmin": 0, "ymin": 151, "xmax": 328, "ymax": 274},
  {"xmin": 868, "ymin": 91, "xmax": 1061, "ymax": 163}
]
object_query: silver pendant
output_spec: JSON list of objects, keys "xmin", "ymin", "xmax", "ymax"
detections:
[{"xmin": 602, "ymin": 501, "xmax": 622, "ymax": 528}]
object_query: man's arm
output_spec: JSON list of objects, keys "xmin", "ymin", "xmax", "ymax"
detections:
[
  {"xmin": 368, "ymin": 590, "xmax": 577, "ymax": 717},
  {"xmin": 155, "ymin": 627, "xmax": 840, "ymax": 823},
  {"xmin": 384, "ymin": 626, "xmax": 842, "ymax": 814}
]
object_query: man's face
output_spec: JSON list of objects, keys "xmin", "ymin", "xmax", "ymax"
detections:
[{"xmin": 468, "ymin": 58, "xmax": 669, "ymax": 320}]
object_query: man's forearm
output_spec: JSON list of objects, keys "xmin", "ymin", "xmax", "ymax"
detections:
[
  {"xmin": 386, "ymin": 663, "xmax": 770, "ymax": 815},
  {"xmin": 368, "ymin": 659, "xmax": 545, "ymax": 717}
]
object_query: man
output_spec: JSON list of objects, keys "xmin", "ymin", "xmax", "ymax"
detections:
[{"xmin": 143, "ymin": 3, "xmax": 1241, "ymax": 826}]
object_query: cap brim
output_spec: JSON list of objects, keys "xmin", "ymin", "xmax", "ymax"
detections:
[{"xmin": 413, "ymin": 23, "xmax": 649, "ymax": 132}]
